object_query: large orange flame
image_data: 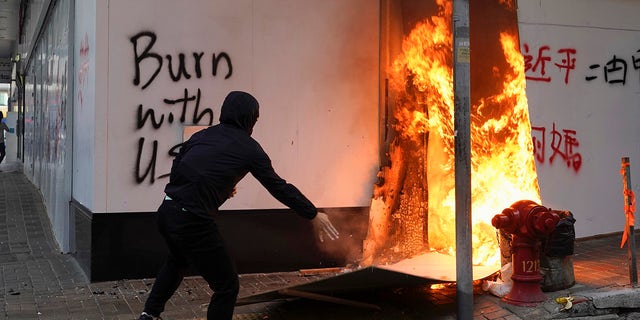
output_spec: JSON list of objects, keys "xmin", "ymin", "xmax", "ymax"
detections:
[{"xmin": 384, "ymin": 0, "xmax": 540, "ymax": 268}]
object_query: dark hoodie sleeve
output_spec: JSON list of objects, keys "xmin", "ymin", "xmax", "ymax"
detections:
[
  {"xmin": 169, "ymin": 128, "xmax": 204, "ymax": 179},
  {"xmin": 250, "ymin": 148, "xmax": 318, "ymax": 220},
  {"xmin": 217, "ymin": 91, "xmax": 316, "ymax": 218}
]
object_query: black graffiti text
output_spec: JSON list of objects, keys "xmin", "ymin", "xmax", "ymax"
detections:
[
  {"xmin": 135, "ymin": 137, "xmax": 157, "ymax": 184},
  {"xmin": 163, "ymin": 88, "xmax": 214, "ymax": 126},
  {"xmin": 136, "ymin": 137, "xmax": 179, "ymax": 184},
  {"xmin": 137, "ymin": 88, "xmax": 214, "ymax": 130},
  {"xmin": 131, "ymin": 31, "xmax": 233, "ymax": 90},
  {"xmin": 135, "ymin": 87, "xmax": 215, "ymax": 184}
]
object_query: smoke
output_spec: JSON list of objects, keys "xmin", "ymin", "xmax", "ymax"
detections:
[{"xmin": 313, "ymin": 208, "xmax": 369, "ymax": 266}]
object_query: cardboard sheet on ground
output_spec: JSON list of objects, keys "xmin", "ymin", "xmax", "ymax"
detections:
[
  {"xmin": 237, "ymin": 252, "xmax": 498, "ymax": 305},
  {"xmin": 377, "ymin": 251, "xmax": 498, "ymax": 281}
]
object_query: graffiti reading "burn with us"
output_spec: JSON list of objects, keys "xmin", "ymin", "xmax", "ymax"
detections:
[{"xmin": 130, "ymin": 31, "xmax": 233, "ymax": 184}]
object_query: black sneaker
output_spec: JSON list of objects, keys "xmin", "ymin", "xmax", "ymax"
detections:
[{"xmin": 138, "ymin": 312, "xmax": 162, "ymax": 320}]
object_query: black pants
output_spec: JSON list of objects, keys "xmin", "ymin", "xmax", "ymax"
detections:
[
  {"xmin": 143, "ymin": 199, "xmax": 239, "ymax": 319},
  {"xmin": 0, "ymin": 142, "xmax": 6, "ymax": 164}
]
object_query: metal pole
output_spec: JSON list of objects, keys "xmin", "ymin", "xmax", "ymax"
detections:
[
  {"xmin": 621, "ymin": 157, "xmax": 638, "ymax": 287},
  {"xmin": 453, "ymin": 0, "xmax": 473, "ymax": 318}
]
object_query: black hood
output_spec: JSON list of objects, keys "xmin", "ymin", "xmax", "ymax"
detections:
[{"xmin": 219, "ymin": 91, "xmax": 260, "ymax": 135}]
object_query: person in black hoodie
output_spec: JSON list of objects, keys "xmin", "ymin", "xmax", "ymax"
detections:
[
  {"xmin": 139, "ymin": 91, "xmax": 339, "ymax": 320},
  {"xmin": 0, "ymin": 112, "xmax": 12, "ymax": 164}
]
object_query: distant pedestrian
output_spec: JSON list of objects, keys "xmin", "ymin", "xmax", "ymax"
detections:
[
  {"xmin": 139, "ymin": 91, "xmax": 339, "ymax": 320},
  {"xmin": 0, "ymin": 112, "xmax": 11, "ymax": 164}
]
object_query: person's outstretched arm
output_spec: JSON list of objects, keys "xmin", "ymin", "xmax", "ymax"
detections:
[{"xmin": 250, "ymin": 149, "xmax": 339, "ymax": 241}]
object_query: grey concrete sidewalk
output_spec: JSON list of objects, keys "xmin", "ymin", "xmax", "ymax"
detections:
[{"xmin": 1, "ymin": 162, "xmax": 640, "ymax": 320}]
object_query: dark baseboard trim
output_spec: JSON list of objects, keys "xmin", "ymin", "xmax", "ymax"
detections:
[{"xmin": 70, "ymin": 200, "xmax": 369, "ymax": 282}]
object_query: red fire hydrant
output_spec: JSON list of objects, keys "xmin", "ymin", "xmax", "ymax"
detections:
[{"xmin": 492, "ymin": 200, "xmax": 560, "ymax": 306}]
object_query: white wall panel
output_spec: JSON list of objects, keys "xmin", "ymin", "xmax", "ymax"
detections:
[
  {"xmin": 72, "ymin": 0, "xmax": 98, "ymax": 211},
  {"xmin": 106, "ymin": 0, "xmax": 380, "ymax": 212},
  {"xmin": 518, "ymin": 1, "xmax": 640, "ymax": 237}
]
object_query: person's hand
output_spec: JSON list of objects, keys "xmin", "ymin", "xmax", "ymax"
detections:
[{"xmin": 312, "ymin": 211, "xmax": 339, "ymax": 242}]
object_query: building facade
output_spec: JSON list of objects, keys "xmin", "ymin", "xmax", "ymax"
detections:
[{"xmin": 12, "ymin": 0, "xmax": 640, "ymax": 281}]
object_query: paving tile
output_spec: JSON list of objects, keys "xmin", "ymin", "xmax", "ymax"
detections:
[{"xmin": 0, "ymin": 165, "xmax": 638, "ymax": 319}]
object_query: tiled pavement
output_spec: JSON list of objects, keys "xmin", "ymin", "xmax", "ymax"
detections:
[{"xmin": 1, "ymin": 162, "xmax": 639, "ymax": 319}]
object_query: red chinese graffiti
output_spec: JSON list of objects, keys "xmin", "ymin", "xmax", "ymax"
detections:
[
  {"xmin": 532, "ymin": 123, "xmax": 582, "ymax": 173},
  {"xmin": 555, "ymin": 48, "xmax": 577, "ymax": 84},
  {"xmin": 78, "ymin": 33, "xmax": 90, "ymax": 110},
  {"xmin": 523, "ymin": 44, "xmax": 551, "ymax": 82},
  {"xmin": 523, "ymin": 44, "xmax": 577, "ymax": 84},
  {"xmin": 522, "ymin": 42, "xmax": 640, "ymax": 88}
]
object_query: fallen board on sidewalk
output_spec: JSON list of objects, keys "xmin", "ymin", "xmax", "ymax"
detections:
[{"xmin": 236, "ymin": 251, "xmax": 498, "ymax": 306}]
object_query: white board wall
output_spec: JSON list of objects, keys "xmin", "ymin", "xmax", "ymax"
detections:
[
  {"xmin": 72, "ymin": 0, "xmax": 97, "ymax": 211},
  {"xmin": 102, "ymin": 0, "xmax": 380, "ymax": 212},
  {"xmin": 518, "ymin": 0, "xmax": 640, "ymax": 237}
]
